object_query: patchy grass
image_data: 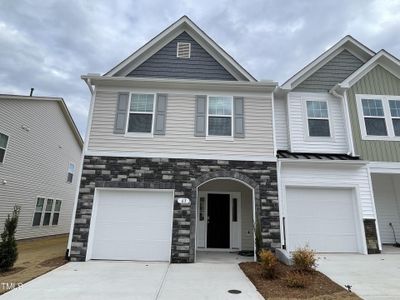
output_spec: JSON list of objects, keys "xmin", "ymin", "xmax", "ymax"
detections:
[
  {"xmin": 0, "ymin": 234, "xmax": 68, "ymax": 294},
  {"xmin": 240, "ymin": 261, "xmax": 361, "ymax": 299}
]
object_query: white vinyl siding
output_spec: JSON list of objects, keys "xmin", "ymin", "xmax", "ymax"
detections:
[
  {"xmin": 274, "ymin": 97, "xmax": 289, "ymax": 150},
  {"xmin": 287, "ymin": 92, "xmax": 348, "ymax": 153},
  {"xmin": 0, "ymin": 99, "xmax": 81, "ymax": 239},
  {"xmin": 280, "ymin": 163, "xmax": 376, "ymax": 219},
  {"xmin": 88, "ymin": 89, "xmax": 274, "ymax": 160}
]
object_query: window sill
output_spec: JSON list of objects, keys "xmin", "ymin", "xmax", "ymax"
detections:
[
  {"xmin": 361, "ymin": 135, "xmax": 400, "ymax": 141},
  {"xmin": 304, "ymin": 136, "xmax": 335, "ymax": 142},
  {"xmin": 124, "ymin": 133, "xmax": 154, "ymax": 138},
  {"xmin": 206, "ymin": 136, "xmax": 234, "ymax": 142}
]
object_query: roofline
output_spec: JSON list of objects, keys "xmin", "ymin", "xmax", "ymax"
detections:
[
  {"xmin": 337, "ymin": 49, "xmax": 400, "ymax": 89},
  {"xmin": 281, "ymin": 35, "xmax": 375, "ymax": 90},
  {"xmin": 104, "ymin": 16, "xmax": 256, "ymax": 81},
  {"xmin": 0, "ymin": 94, "xmax": 83, "ymax": 148},
  {"xmin": 82, "ymin": 74, "xmax": 277, "ymax": 93}
]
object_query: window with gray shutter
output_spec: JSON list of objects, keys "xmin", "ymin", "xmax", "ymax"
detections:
[
  {"xmin": 233, "ymin": 97, "xmax": 245, "ymax": 138},
  {"xmin": 113, "ymin": 92, "xmax": 129, "ymax": 134},
  {"xmin": 195, "ymin": 95, "xmax": 207, "ymax": 136},
  {"xmin": 154, "ymin": 94, "xmax": 167, "ymax": 135}
]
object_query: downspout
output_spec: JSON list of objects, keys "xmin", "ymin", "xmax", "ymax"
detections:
[
  {"xmin": 66, "ymin": 77, "xmax": 95, "ymax": 258},
  {"xmin": 330, "ymin": 87, "xmax": 354, "ymax": 156}
]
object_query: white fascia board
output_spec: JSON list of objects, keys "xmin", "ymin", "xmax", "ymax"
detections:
[
  {"xmin": 81, "ymin": 75, "xmax": 277, "ymax": 93},
  {"xmin": 85, "ymin": 150, "xmax": 277, "ymax": 162},
  {"xmin": 368, "ymin": 162, "xmax": 400, "ymax": 174},
  {"xmin": 279, "ymin": 158, "xmax": 367, "ymax": 166},
  {"xmin": 104, "ymin": 16, "xmax": 256, "ymax": 82},
  {"xmin": 281, "ymin": 36, "xmax": 375, "ymax": 90},
  {"xmin": 339, "ymin": 50, "xmax": 400, "ymax": 89}
]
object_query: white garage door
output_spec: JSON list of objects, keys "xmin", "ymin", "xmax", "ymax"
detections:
[
  {"xmin": 286, "ymin": 187, "xmax": 361, "ymax": 253},
  {"xmin": 89, "ymin": 189, "xmax": 174, "ymax": 261}
]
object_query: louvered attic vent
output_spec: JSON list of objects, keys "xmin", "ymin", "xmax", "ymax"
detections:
[{"xmin": 177, "ymin": 42, "xmax": 191, "ymax": 58}]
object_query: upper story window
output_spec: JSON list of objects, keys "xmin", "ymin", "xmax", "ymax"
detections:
[
  {"xmin": 0, "ymin": 132, "xmax": 9, "ymax": 163},
  {"xmin": 207, "ymin": 96, "xmax": 233, "ymax": 136},
  {"xmin": 306, "ymin": 100, "xmax": 330, "ymax": 137},
  {"xmin": 361, "ymin": 99, "xmax": 387, "ymax": 136},
  {"xmin": 127, "ymin": 94, "xmax": 155, "ymax": 134},
  {"xmin": 67, "ymin": 162, "xmax": 75, "ymax": 183},
  {"xmin": 356, "ymin": 94, "xmax": 400, "ymax": 140}
]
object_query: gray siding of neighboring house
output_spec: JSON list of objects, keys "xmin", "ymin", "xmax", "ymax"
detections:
[
  {"xmin": 294, "ymin": 50, "xmax": 364, "ymax": 92},
  {"xmin": 0, "ymin": 99, "xmax": 82, "ymax": 239},
  {"xmin": 348, "ymin": 65, "xmax": 400, "ymax": 162},
  {"xmin": 127, "ymin": 31, "xmax": 237, "ymax": 81}
]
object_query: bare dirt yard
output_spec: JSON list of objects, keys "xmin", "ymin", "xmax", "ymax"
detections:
[
  {"xmin": 0, "ymin": 234, "xmax": 68, "ymax": 294},
  {"xmin": 240, "ymin": 261, "xmax": 361, "ymax": 300}
]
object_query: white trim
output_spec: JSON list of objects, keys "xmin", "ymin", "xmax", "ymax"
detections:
[
  {"xmin": 339, "ymin": 50, "xmax": 400, "ymax": 89},
  {"xmin": 303, "ymin": 99, "xmax": 334, "ymax": 140},
  {"xmin": 355, "ymin": 94, "xmax": 400, "ymax": 141},
  {"xmin": 0, "ymin": 131, "xmax": 10, "ymax": 164},
  {"xmin": 369, "ymin": 162, "xmax": 400, "ymax": 174},
  {"xmin": 206, "ymin": 95, "xmax": 233, "ymax": 138},
  {"xmin": 272, "ymin": 92, "xmax": 277, "ymax": 155},
  {"xmin": 281, "ymin": 36, "xmax": 374, "ymax": 90},
  {"xmin": 104, "ymin": 16, "xmax": 256, "ymax": 81},
  {"xmin": 85, "ymin": 187, "xmax": 175, "ymax": 262},
  {"xmin": 124, "ymin": 92, "xmax": 156, "ymax": 136},
  {"xmin": 84, "ymin": 150, "xmax": 277, "ymax": 162},
  {"xmin": 281, "ymin": 183, "xmax": 368, "ymax": 254},
  {"xmin": 194, "ymin": 177, "xmax": 256, "ymax": 262},
  {"xmin": 344, "ymin": 90, "xmax": 356, "ymax": 155}
]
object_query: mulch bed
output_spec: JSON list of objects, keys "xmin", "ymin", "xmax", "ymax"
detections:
[
  {"xmin": 0, "ymin": 267, "xmax": 26, "ymax": 277},
  {"xmin": 240, "ymin": 262, "xmax": 361, "ymax": 299},
  {"xmin": 39, "ymin": 256, "xmax": 67, "ymax": 268}
]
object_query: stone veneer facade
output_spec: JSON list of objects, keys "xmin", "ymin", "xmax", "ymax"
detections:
[{"xmin": 70, "ymin": 156, "xmax": 280, "ymax": 263}]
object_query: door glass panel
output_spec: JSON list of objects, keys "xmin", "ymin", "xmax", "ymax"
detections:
[
  {"xmin": 232, "ymin": 198, "xmax": 237, "ymax": 222},
  {"xmin": 199, "ymin": 197, "xmax": 205, "ymax": 221}
]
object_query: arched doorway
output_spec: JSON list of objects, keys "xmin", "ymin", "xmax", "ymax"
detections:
[{"xmin": 194, "ymin": 177, "xmax": 256, "ymax": 262}]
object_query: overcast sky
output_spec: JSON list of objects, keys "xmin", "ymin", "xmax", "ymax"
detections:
[{"xmin": 1, "ymin": 0, "xmax": 400, "ymax": 137}]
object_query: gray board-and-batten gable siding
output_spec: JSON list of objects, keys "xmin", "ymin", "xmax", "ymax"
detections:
[
  {"xmin": 127, "ymin": 31, "xmax": 238, "ymax": 81},
  {"xmin": 294, "ymin": 50, "xmax": 364, "ymax": 92}
]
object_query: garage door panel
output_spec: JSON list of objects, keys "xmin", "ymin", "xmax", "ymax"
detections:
[
  {"xmin": 286, "ymin": 187, "xmax": 360, "ymax": 253},
  {"xmin": 90, "ymin": 189, "xmax": 174, "ymax": 261}
]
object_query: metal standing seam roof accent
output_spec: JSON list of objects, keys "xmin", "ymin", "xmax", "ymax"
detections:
[{"xmin": 276, "ymin": 150, "xmax": 360, "ymax": 160}]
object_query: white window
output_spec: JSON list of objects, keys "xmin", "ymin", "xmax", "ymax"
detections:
[
  {"xmin": 356, "ymin": 94, "xmax": 400, "ymax": 140},
  {"xmin": 306, "ymin": 100, "xmax": 331, "ymax": 137},
  {"xmin": 0, "ymin": 132, "xmax": 9, "ymax": 163},
  {"xmin": 207, "ymin": 96, "xmax": 233, "ymax": 137},
  {"xmin": 127, "ymin": 94, "xmax": 155, "ymax": 134},
  {"xmin": 67, "ymin": 162, "xmax": 75, "ymax": 183},
  {"xmin": 32, "ymin": 197, "xmax": 62, "ymax": 226},
  {"xmin": 389, "ymin": 99, "xmax": 400, "ymax": 136}
]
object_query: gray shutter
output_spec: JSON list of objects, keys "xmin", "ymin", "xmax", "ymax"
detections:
[
  {"xmin": 195, "ymin": 95, "xmax": 207, "ymax": 137},
  {"xmin": 114, "ymin": 92, "xmax": 129, "ymax": 134},
  {"xmin": 154, "ymin": 94, "xmax": 167, "ymax": 135},
  {"xmin": 234, "ymin": 97, "xmax": 245, "ymax": 138}
]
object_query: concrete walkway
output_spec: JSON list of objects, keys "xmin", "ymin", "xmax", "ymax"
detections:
[
  {"xmin": 1, "ymin": 261, "xmax": 263, "ymax": 300},
  {"xmin": 318, "ymin": 253, "xmax": 400, "ymax": 300}
]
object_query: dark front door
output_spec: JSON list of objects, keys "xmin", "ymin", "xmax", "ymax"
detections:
[{"xmin": 207, "ymin": 193, "xmax": 230, "ymax": 248}]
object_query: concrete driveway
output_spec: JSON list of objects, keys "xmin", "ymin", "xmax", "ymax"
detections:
[
  {"xmin": 318, "ymin": 253, "xmax": 400, "ymax": 300},
  {"xmin": 1, "ymin": 261, "xmax": 262, "ymax": 300}
]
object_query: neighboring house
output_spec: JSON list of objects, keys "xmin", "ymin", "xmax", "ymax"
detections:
[
  {"xmin": 0, "ymin": 94, "xmax": 83, "ymax": 240},
  {"xmin": 275, "ymin": 36, "xmax": 400, "ymax": 254},
  {"xmin": 69, "ymin": 16, "xmax": 279, "ymax": 263}
]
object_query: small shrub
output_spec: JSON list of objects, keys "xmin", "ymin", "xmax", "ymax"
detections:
[
  {"xmin": 291, "ymin": 246, "xmax": 317, "ymax": 272},
  {"xmin": 259, "ymin": 249, "xmax": 278, "ymax": 279},
  {"xmin": 0, "ymin": 206, "xmax": 20, "ymax": 272},
  {"xmin": 284, "ymin": 271, "xmax": 311, "ymax": 288}
]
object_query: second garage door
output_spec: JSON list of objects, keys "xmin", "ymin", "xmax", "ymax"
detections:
[
  {"xmin": 88, "ymin": 189, "xmax": 174, "ymax": 261},
  {"xmin": 286, "ymin": 187, "xmax": 361, "ymax": 253}
]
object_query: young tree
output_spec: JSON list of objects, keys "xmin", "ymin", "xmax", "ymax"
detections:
[{"xmin": 0, "ymin": 206, "xmax": 21, "ymax": 272}]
